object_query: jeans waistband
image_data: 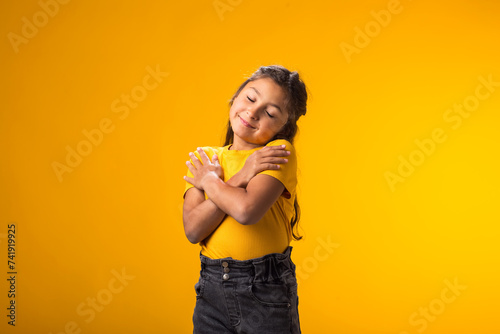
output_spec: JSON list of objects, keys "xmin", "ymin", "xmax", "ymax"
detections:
[{"xmin": 199, "ymin": 247, "xmax": 296, "ymax": 283}]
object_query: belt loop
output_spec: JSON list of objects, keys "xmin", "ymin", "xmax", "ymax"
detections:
[{"xmin": 251, "ymin": 261, "xmax": 258, "ymax": 284}]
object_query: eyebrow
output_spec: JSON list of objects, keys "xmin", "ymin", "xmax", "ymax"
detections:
[{"xmin": 249, "ymin": 86, "xmax": 283, "ymax": 114}]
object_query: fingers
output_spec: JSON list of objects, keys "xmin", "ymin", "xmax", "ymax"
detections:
[
  {"xmin": 188, "ymin": 147, "xmax": 211, "ymax": 168},
  {"xmin": 185, "ymin": 160, "xmax": 197, "ymax": 174},
  {"xmin": 188, "ymin": 152, "xmax": 202, "ymax": 168},
  {"xmin": 265, "ymin": 163, "xmax": 281, "ymax": 170},
  {"xmin": 266, "ymin": 157, "xmax": 288, "ymax": 164},
  {"xmin": 213, "ymin": 154, "xmax": 220, "ymax": 166},
  {"xmin": 196, "ymin": 147, "xmax": 211, "ymax": 165},
  {"xmin": 249, "ymin": 146, "xmax": 290, "ymax": 172},
  {"xmin": 261, "ymin": 145, "xmax": 291, "ymax": 157},
  {"xmin": 183, "ymin": 175, "xmax": 195, "ymax": 185}
]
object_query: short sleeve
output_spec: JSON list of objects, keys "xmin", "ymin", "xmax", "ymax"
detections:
[
  {"xmin": 182, "ymin": 146, "xmax": 218, "ymax": 199},
  {"xmin": 257, "ymin": 139, "xmax": 297, "ymax": 199}
]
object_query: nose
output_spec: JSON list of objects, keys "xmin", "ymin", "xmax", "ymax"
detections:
[{"xmin": 246, "ymin": 107, "xmax": 259, "ymax": 120}]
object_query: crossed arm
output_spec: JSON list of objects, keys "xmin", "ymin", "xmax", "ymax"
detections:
[{"xmin": 182, "ymin": 146, "xmax": 290, "ymax": 244}]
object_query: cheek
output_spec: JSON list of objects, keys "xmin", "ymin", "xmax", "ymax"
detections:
[
  {"xmin": 263, "ymin": 122, "xmax": 280, "ymax": 134},
  {"xmin": 229, "ymin": 105, "xmax": 239, "ymax": 117},
  {"xmin": 230, "ymin": 103, "xmax": 241, "ymax": 115}
]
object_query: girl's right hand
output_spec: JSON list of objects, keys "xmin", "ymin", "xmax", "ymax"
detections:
[{"xmin": 236, "ymin": 145, "xmax": 290, "ymax": 188}]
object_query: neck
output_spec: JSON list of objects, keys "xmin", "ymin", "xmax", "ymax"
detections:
[{"xmin": 229, "ymin": 137, "xmax": 262, "ymax": 151}]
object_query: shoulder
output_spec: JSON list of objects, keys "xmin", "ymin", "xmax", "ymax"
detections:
[
  {"xmin": 266, "ymin": 139, "xmax": 295, "ymax": 153},
  {"xmin": 265, "ymin": 139, "xmax": 297, "ymax": 161},
  {"xmin": 192, "ymin": 145, "xmax": 223, "ymax": 159},
  {"xmin": 258, "ymin": 139, "xmax": 298, "ymax": 196}
]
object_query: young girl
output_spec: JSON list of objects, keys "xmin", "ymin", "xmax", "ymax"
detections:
[{"xmin": 183, "ymin": 65, "xmax": 307, "ymax": 333}]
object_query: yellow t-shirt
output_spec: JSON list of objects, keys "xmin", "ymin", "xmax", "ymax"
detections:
[{"xmin": 183, "ymin": 139, "xmax": 297, "ymax": 260}]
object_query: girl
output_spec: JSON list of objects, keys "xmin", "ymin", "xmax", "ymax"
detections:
[{"xmin": 183, "ymin": 65, "xmax": 307, "ymax": 333}]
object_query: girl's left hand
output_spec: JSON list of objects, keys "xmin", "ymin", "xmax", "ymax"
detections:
[{"xmin": 184, "ymin": 148, "xmax": 224, "ymax": 191}]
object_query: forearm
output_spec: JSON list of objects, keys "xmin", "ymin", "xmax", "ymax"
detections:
[
  {"xmin": 184, "ymin": 196, "xmax": 226, "ymax": 244},
  {"xmin": 203, "ymin": 173, "xmax": 252, "ymax": 225},
  {"xmin": 184, "ymin": 174, "xmax": 246, "ymax": 243}
]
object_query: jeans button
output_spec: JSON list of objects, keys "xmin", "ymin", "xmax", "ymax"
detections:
[
  {"xmin": 222, "ymin": 261, "xmax": 228, "ymax": 268},
  {"xmin": 224, "ymin": 267, "xmax": 230, "ymax": 273},
  {"xmin": 222, "ymin": 273, "xmax": 229, "ymax": 281}
]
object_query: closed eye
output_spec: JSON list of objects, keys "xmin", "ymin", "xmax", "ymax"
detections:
[{"xmin": 247, "ymin": 96, "xmax": 273, "ymax": 117}]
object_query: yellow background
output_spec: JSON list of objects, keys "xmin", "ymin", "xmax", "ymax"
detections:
[{"xmin": 2, "ymin": 0, "xmax": 500, "ymax": 333}]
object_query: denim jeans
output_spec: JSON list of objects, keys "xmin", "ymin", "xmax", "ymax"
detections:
[{"xmin": 192, "ymin": 246, "xmax": 301, "ymax": 333}]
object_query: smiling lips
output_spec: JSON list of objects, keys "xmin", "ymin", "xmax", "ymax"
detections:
[{"xmin": 239, "ymin": 116, "xmax": 255, "ymax": 129}]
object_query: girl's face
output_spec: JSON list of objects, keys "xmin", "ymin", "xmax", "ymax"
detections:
[{"xmin": 229, "ymin": 77, "xmax": 289, "ymax": 150}]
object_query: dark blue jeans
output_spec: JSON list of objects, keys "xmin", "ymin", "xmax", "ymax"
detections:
[{"xmin": 193, "ymin": 247, "xmax": 301, "ymax": 333}]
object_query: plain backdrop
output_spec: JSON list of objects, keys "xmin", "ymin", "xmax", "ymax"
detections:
[{"xmin": 2, "ymin": 0, "xmax": 500, "ymax": 333}]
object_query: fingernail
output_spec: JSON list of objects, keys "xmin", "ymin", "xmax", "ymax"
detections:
[
  {"xmin": 284, "ymin": 159, "xmax": 288, "ymax": 162},
  {"xmin": 286, "ymin": 151, "xmax": 290, "ymax": 155}
]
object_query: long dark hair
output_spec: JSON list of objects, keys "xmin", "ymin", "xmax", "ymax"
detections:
[{"xmin": 223, "ymin": 65, "xmax": 308, "ymax": 240}]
